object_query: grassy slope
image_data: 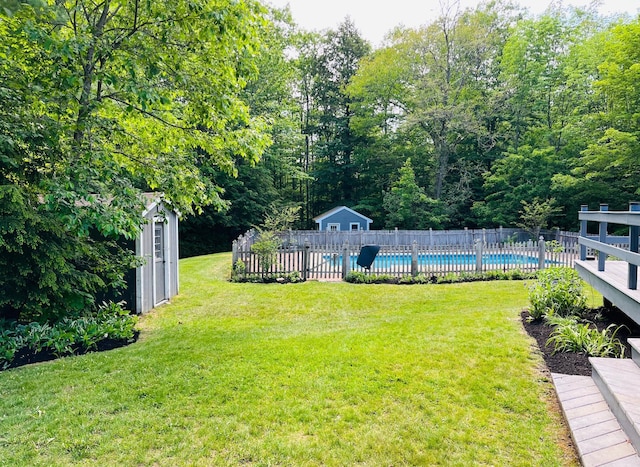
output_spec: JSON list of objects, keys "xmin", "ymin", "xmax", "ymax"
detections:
[{"xmin": 0, "ymin": 253, "xmax": 576, "ymax": 466}]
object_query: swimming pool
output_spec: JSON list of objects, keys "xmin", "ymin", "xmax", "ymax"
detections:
[{"xmin": 332, "ymin": 252, "xmax": 549, "ymax": 269}]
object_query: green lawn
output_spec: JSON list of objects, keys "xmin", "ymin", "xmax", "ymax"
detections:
[{"xmin": 0, "ymin": 253, "xmax": 577, "ymax": 466}]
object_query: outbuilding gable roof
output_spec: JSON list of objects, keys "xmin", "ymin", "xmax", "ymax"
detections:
[{"xmin": 313, "ymin": 206, "xmax": 373, "ymax": 223}]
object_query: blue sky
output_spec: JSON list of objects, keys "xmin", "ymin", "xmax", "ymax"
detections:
[{"xmin": 267, "ymin": 0, "xmax": 640, "ymax": 47}]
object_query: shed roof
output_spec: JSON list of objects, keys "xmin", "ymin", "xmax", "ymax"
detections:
[{"xmin": 313, "ymin": 206, "xmax": 373, "ymax": 223}]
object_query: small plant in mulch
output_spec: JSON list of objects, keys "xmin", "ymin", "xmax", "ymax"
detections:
[
  {"xmin": 522, "ymin": 307, "xmax": 639, "ymax": 376},
  {"xmin": 232, "ymin": 271, "xmax": 304, "ymax": 284},
  {"xmin": 0, "ymin": 301, "xmax": 139, "ymax": 371},
  {"xmin": 527, "ymin": 267, "xmax": 587, "ymax": 321},
  {"xmin": 522, "ymin": 268, "xmax": 640, "ymax": 374},
  {"xmin": 344, "ymin": 270, "xmax": 537, "ymax": 284},
  {"xmin": 545, "ymin": 312, "xmax": 627, "ymax": 358}
]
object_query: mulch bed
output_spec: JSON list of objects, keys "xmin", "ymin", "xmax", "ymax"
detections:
[
  {"xmin": 521, "ymin": 307, "xmax": 640, "ymax": 376},
  {"xmin": 7, "ymin": 331, "xmax": 139, "ymax": 370}
]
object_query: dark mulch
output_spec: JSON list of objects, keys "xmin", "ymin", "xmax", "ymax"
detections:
[
  {"xmin": 7, "ymin": 331, "xmax": 139, "ymax": 370},
  {"xmin": 521, "ymin": 307, "xmax": 640, "ymax": 376}
]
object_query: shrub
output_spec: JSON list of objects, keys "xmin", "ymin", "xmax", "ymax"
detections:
[
  {"xmin": 0, "ymin": 301, "xmax": 138, "ymax": 370},
  {"xmin": 0, "ymin": 186, "xmax": 140, "ymax": 324},
  {"xmin": 398, "ymin": 274, "xmax": 433, "ymax": 284},
  {"xmin": 231, "ymin": 259, "xmax": 247, "ymax": 280},
  {"xmin": 231, "ymin": 271, "xmax": 304, "ymax": 284},
  {"xmin": 345, "ymin": 270, "xmax": 537, "ymax": 285},
  {"xmin": 344, "ymin": 272, "xmax": 398, "ymax": 284},
  {"xmin": 484, "ymin": 270, "xmax": 508, "ymax": 281},
  {"xmin": 509, "ymin": 269, "xmax": 527, "ymax": 280},
  {"xmin": 545, "ymin": 314, "xmax": 626, "ymax": 358},
  {"xmin": 0, "ymin": 328, "xmax": 22, "ymax": 370},
  {"xmin": 251, "ymin": 231, "xmax": 281, "ymax": 276},
  {"xmin": 528, "ymin": 267, "xmax": 587, "ymax": 320},
  {"xmin": 94, "ymin": 301, "xmax": 138, "ymax": 341}
]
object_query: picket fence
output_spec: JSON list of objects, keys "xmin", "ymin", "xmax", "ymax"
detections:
[
  {"xmin": 235, "ymin": 228, "xmax": 579, "ymax": 249},
  {"xmin": 232, "ymin": 234, "xmax": 577, "ymax": 281}
]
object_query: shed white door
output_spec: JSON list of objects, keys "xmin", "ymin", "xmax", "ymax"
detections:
[{"xmin": 153, "ymin": 222, "xmax": 167, "ymax": 304}]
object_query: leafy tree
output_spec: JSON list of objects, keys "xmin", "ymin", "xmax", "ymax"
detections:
[
  {"xmin": 594, "ymin": 19, "xmax": 640, "ymax": 133},
  {"xmin": 0, "ymin": 186, "xmax": 139, "ymax": 322},
  {"xmin": 0, "ymin": 1, "xmax": 270, "ymax": 321},
  {"xmin": 517, "ymin": 198, "xmax": 562, "ymax": 240},
  {"xmin": 180, "ymin": 5, "xmax": 308, "ymax": 256},
  {"xmin": 251, "ymin": 205, "xmax": 300, "ymax": 276},
  {"xmin": 402, "ymin": 3, "xmax": 514, "ymax": 201},
  {"xmin": 473, "ymin": 146, "xmax": 561, "ymax": 227},
  {"xmin": 347, "ymin": 38, "xmax": 431, "ymax": 225},
  {"xmin": 500, "ymin": 13, "xmax": 570, "ymax": 150},
  {"xmin": 301, "ymin": 19, "xmax": 371, "ymax": 215},
  {"xmin": 550, "ymin": 18, "xmax": 640, "ymax": 214},
  {"xmin": 348, "ymin": 2, "xmax": 515, "ymax": 227},
  {"xmin": 383, "ymin": 159, "xmax": 444, "ymax": 229},
  {"xmin": 479, "ymin": 7, "xmax": 605, "ymax": 228},
  {"xmin": 553, "ymin": 129, "xmax": 640, "ymax": 211}
]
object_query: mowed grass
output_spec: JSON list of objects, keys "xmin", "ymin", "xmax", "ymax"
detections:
[{"xmin": 0, "ymin": 253, "xmax": 577, "ymax": 466}]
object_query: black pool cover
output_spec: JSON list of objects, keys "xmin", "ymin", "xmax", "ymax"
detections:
[{"xmin": 356, "ymin": 245, "xmax": 380, "ymax": 269}]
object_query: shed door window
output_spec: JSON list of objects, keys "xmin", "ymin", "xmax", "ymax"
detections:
[
  {"xmin": 154, "ymin": 225, "xmax": 164, "ymax": 260},
  {"xmin": 327, "ymin": 223, "xmax": 340, "ymax": 231}
]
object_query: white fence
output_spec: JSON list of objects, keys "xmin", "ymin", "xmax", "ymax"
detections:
[{"xmin": 232, "ymin": 235, "xmax": 577, "ymax": 281}]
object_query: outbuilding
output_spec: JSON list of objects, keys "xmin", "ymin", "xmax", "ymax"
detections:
[
  {"xmin": 119, "ymin": 194, "xmax": 179, "ymax": 314},
  {"xmin": 313, "ymin": 206, "xmax": 373, "ymax": 231}
]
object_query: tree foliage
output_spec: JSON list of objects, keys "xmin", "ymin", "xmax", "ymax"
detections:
[
  {"xmin": 0, "ymin": 0, "xmax": 270, "ymax": 320},
  {"xmin": 383, "ymin": 159, "xmax": 444, "ymax": 229},
  {"xmin": 517, "ymin": 197, "xmax": 562, "ymax": 240}
]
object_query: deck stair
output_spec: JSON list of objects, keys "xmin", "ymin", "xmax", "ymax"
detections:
[{"xmin": 553, "ymin": 338, "xmax": 640, "ymax": 466}]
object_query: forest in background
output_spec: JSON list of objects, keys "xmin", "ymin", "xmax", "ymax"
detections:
[{"xmin": 181, "ymin": 1, "xmax": 640, "ymax": 256}]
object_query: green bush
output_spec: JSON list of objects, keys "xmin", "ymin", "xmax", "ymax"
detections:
[
  {"xmin": 231, "ymin": 259, "xmax": 247, "ymax": 280},
  {"xmin": 231, "ymin": 271, "xmax": 304, "ymax": 284},
  {"xmin": 545, "ymin": 314, "xmax": 626, "ymax": 358},
  {"xmin": 344, "ymin": 272, "xmax": 398, "ymax": 284},
  {"xmin": 344, "ymin": 270, "xmax": 537, "ymax": 284},
  {"xmin": 0, "ymin": 186, "xmax": 140, "ymax": 323},
  {"xmin": 398, "ymin": 274, "xmax": 432, "ymax": 284},
  {"xmin": 528, "ymin": 267, "xmax": 587, "ymax": 321},
  {"xmin": 0, "ymin": 328, "xmax": 22, "ymax": 370},
  {"xmin": 0, "ymin": 301, "xmax": 138, "ymax": 370}
]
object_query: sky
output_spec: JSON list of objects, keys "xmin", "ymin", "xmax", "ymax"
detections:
[{"xmin": 266, "ymin": 0, "xmax": 640, "ymax": 47}]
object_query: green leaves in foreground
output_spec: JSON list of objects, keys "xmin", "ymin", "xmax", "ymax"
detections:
[
  {"xmin": 529, "ymin": 267, "xmax": 626, "ymax": 358},
  {"xmin": 546, "ymin": 314, "xmax": 627, "ymax": 358},
  {"xmin": 528, "ymin": 267, "xmax": 587, "ymax": 320},
  {"xmin": 0, "ymin": 302, "xmax": 138, "ymax": 370}
]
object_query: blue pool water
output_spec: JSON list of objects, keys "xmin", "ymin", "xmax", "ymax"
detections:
[{"xmin": 329, "ymin": 252, "xmax": 545, "ymax": 268}]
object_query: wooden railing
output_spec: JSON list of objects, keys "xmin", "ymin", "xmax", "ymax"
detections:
[{"xmin": 579, "ymin": 202, "xmax": 640, "ymax": 290}]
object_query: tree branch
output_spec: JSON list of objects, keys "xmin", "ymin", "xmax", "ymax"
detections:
[{"xmin": 106, "ymin": 95, "xmax": 193, "ymax": 131}]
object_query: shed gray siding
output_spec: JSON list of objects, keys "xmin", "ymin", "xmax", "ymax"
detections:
[{"xmin": 135, "ymin": 201, "xmax": 179, "ymax": 314}]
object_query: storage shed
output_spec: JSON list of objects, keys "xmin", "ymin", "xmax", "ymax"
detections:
[
  {"xmin": 313, "ymin": 206, "xmax": 373, "ymax": 231},
  {"xmin": 119, "ymin": 194, "xmax": 179, "ymax": 314}
]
